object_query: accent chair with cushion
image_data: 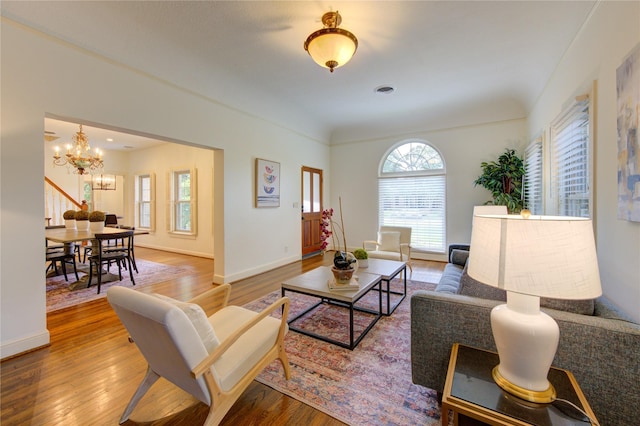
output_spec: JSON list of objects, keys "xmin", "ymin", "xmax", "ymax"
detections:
[
  {"xmin": 107, "ymin": 284, "xmax": 290, "ymax": 425},
  {"xmin": 363, "ymin": 226, "xmax": 413, "ymax": 272}
]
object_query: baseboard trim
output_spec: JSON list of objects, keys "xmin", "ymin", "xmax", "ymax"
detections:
[{"xmin": 1, "ymin": 329, "xmax": 50, "ymax": 360}]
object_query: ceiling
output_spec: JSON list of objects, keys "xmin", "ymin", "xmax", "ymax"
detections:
[{"xmin": 3, "ymin": 1, "xmax": 597, "ymax": 146}]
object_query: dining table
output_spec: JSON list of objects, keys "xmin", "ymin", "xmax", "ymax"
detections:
[{"xmin": 45, "ymin": 226, "xmax": 148, "ymax": 290}]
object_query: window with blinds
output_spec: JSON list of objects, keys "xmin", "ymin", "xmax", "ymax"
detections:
[
  {"xmin": 524, "ymin": 136, "xmax": 544, "ymax": 214},
  {"xmin": 549, "ymin": 98, "xmax": 591, "ymax": 217},
  {"xmin": 379, "ymin": 141, "xmax": 446, "ymax": 253}
]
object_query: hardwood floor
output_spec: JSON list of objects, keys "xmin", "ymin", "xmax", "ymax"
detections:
[{"xmin": 1, "ymin": 248, "xmax": 444, "ymax": 425}]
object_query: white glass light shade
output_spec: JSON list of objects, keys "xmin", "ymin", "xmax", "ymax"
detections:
[
  {"xmin": 468, "ymin": 214, "xmax": 602, "ymax": 299},
  {"xmin": 304, "ymin": 29, "xmax": 357, "ymax": 72}
]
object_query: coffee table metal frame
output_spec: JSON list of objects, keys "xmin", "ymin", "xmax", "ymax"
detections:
[
  {"xmin": 361, "ymin": 258, "xmax": 407, "ymax": 315},
  {"xmin": 281, "ymin": 266, "xmax": 383, "ymax": 350}
]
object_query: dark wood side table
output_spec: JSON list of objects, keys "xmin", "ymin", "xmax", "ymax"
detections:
[{"xmin": 441, "ymin": 344, "xmax": 598, "ymax": 426}]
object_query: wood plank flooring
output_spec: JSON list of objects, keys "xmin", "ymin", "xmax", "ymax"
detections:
[{"xmin": 1, "ymin": 248, "xmax": 444, "ymax": 425}]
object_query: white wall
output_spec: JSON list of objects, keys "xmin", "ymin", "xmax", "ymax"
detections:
[
  {"xmin": 1, "ymin": 20, "xmax": 330, "ymax": 358},
  {"xmin": 330, "ymin": 119, "xmax": 527, "ymax": 261},
  {"xmin": 126, "ymin": 143, "xmax": 215, "ymax": 259},
  {"xmin": 528, "ymin": 1, "xmax": 640, "ymax": 322}
]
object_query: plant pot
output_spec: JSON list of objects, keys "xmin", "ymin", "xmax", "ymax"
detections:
[
  {"xmin": 90, "ymin": 221, "xmax": 104, "ymax": 233},
  {"xmin": 64, "ymin": 219, "xmax": 76, "ymax": 230},
  {"xmin": 331, "ymin": 266, "xmax": 355, "ymax": 284},
  {"xmin": 357, "ymin": 258, "xmax": 368, "ymax": 268},
  {"xmin": 76, "ymin": 220, "xmax": 89, "ymax": 231}
]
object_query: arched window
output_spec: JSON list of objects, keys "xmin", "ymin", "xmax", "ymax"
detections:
[{"xmin": 379, "ymin": 140, "xmax": 446, "ymax": 253}]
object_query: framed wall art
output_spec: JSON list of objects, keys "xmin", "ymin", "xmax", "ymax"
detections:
[
  {"xmin": 617, "ymin": 42, "xmax": 640, "ymax": 222},
  {"xmin": 255, "ymin": 158, "xmax": 280, "ymax": 208}
]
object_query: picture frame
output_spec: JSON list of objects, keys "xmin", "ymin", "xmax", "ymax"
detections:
[
  {"xmin": 617, "ymin": 42, "xmax": 640, "ymax": 222},
  {"xmin": 255, "ymin": 158, "xmax": 280, "ymax": 208}
]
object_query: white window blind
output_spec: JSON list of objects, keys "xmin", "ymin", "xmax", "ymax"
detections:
[
  {"xmin": 524, "ymin": 136, "xmax": 543, "ymax": 214},
  {"xmin": 550, "ymin": 98, "xmax": 591, "ymax": 217},
  {"xmin": 379, "ymin": 141, "xmax": 446, "ymax": 253}
]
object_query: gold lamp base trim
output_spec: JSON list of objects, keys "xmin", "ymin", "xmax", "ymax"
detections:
[{"xmin": 492, "ymin": 366, "xmax": 556, "ymax": 404}]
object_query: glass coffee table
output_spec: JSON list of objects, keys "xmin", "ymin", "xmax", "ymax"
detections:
[{"xmin": 281, "ymin": 266, "xmax": 382, "ymax": 350}]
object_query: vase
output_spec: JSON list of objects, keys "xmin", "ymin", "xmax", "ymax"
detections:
[
  {"xmin": 331, "ymin": 266, "xmax": 355, "ymax": 284},
  {"xmin": 358, "ymin": 258, "xmax": 368, "ymax": 268},
  {"xmin": 90, "ymin": 222, "xmax": 104, "ymax": 233},
  {"xmin": 64, "ymin": 219, "xmax": 76, "ymax": 230},
  {"xmin": 76, "ymin": 220, "xmax": 89, "ymax": 231}
]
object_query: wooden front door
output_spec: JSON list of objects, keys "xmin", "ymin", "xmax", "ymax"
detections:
[{"xmin": 301, "ymin": 166, "xmax": 323, "ymax": 257}]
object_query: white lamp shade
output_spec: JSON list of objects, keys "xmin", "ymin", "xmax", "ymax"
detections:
[
  {"xmin": 306, "ymin": 30, "xmax": 357, "ymax": 70},
  {"xmin": 468, "ymin": 214, "xmax": 602, "ymax": 300}
]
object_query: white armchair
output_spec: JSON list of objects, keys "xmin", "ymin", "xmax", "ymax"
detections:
[
  {"xmin": 107, "ymin": 284, "xmax": 290, "ymax": 425},
  {"xmin": 363, "ymin": 225, "xmax": 413, "ymax": 272}
]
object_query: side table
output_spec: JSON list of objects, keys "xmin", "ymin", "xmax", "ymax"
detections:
[{"xmin": 441, "ymin": 344, "xmax": 598, "ymax": 426}]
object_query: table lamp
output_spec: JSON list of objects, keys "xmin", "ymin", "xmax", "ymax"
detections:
[{"xmin": 468, "ymin": 214, "xmax": 601, "ymax": 403}]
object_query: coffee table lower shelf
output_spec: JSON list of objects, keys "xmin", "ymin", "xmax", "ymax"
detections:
[{"xmin": 281, "ymin": 266, "xmax": 383, "ymax": 350}]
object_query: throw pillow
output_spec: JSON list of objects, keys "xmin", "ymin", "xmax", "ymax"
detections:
[
  {"xmin": 154, "ymin": 293, "xmax": 220, "ymax": 353},
  {"xmin": 378, "ymin": 231, "xmax": 400, "ymax": 251},
  {"xmin": 450, "ymin": 249, "xmax": 469, "ymax": 267}
]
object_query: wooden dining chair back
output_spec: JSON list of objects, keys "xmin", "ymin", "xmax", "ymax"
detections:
[
  {"xmin": 107, "ymin": 284, "xmax": 291, "ymax": 425},
  {"xmin": 87, "ymin": 230, "xmax": 135, "ymax": 294},
  {"xmin": 104, "ymin": 226, "xmax": 138, "ymax": 273},
  {"xmin": 45, "ymin": 241, "xmax": 79, "ymax": 281}
]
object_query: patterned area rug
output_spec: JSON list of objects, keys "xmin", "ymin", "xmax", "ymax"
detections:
[
  {"xmin": 46, "ymin": 259, "xmax": 193, "ymax": 312},
  {"xmin": 244, "ymin": 278, "xmax": 441, "ymax": 426}
]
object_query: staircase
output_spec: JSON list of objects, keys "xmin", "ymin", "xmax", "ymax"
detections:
[{"xmin": 45, "ymin": 177, "xmax": 82, "ymax": 226}]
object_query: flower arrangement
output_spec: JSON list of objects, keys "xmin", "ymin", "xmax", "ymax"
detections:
[
  {"xmin": 320, "ymin": 197, "xmax": 356, "ymax": 270},
  {"xmin": 63, "ymin": 210, "xmax": 77, "ymax": 220}
]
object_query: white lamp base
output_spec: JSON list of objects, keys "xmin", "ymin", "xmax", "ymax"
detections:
[{"xmin": 491, "ymin": 292, "xmax": 559, "ymax": 403}]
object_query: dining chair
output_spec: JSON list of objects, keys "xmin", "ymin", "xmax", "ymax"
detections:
[
  {"xmin": 107, "ymin": 284, "xmax": 291, "ymax": 425},
  {"xmin": 87, "ymin": 230, "xmax": 135, "ymax": 294},
  {"xmin": 104, "ymin": 225, "xmax": 138, "ymax": 273},
  {"xmin": 46, "ymin": 243, "xmax": 79, "ymax": 281}
]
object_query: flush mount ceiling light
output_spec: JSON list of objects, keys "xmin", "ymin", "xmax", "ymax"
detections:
[{"xmin": 304, "ymin": 11, "xmax": 358, "ymax": 73}]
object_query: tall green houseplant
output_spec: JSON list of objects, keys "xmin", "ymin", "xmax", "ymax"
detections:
[{"xmin": 474, "ymin": 149, "xmax": 525, "ymax": 213}]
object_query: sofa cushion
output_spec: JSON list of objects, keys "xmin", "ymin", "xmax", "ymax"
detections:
[
  {"xmin": 458, "ymin": 269, "xmax": 595, "ymax": 315},
  {"xmin": 435, "ymin": 263, "xmax": 464, "ymax": 294},
  {"xmin": 378, "ymin": 231, "xmax": 400, "ymax": 251},
  {"xmin": 154, "ymin": 293, "xmax": 220, "ymax": 353}
]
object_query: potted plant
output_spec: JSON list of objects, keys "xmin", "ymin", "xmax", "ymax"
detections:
[
  {"xmin": 353, "ymin": 248, "xmax": 368, "ymax": 268},
  {"xmin": 320, "ymin": 197, "xmax": 357, "ymax": 284},
  {"xmin": 63, "ymin": 210, "xmax": 77, "ymax": 229},
  {"xmin": 89, "ymin": 210, "xmax": 106, "ymax": 232},
  {"xmin": 75, "ymin": 210, "xmax": 90, "ymax": 230},
  {"xmin": 473, "ymin": 148, "xmax": 526, "ymax": 213}
]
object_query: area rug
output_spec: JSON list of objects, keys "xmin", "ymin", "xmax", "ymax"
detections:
[
  {"xmin": 46, "ymin": 259, "xmax": 194, "ymax": 312},
  {"xmin": 244, "ymin": 279, "xmax": 442, "ymax": 426}
]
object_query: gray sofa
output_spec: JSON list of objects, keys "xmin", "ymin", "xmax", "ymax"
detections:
[{"xmin": 411, "ymin": 245, "xmax": 640, "ymax": 425}]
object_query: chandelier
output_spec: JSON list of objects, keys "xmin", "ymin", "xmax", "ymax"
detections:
[
  {"xmin": 304, "ymin": 11, "xmax": 358, "ymax": 73},
  {"xmin": 53, "ymin": 124, "xmax": 104, "ymax": 175}
]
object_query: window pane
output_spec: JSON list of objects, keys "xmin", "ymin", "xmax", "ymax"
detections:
[
  {"xmin": 176, "ymin": 202, "xmax": 191, "ymax": 231},
  {"xmin": 177, "ymin": 172, "xmax": 191, "ymax": 201},
  {"xmin": 550, "ymin": 99, "xmax": 590, "ymax": 217},
  {"xmin": 140, "ymin": 202, "xmax": 150, "ymax": 228},
  {"xmin": 378, "ymin": 175, "xmax": 446, "ymax": 253},
  {"xmin": 141, "ymin": 176, "xmax": 151, "ymax": 202},
  {"xmin": 382, "ymin": 142, "xmax": 444, "ymax": 173}
]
